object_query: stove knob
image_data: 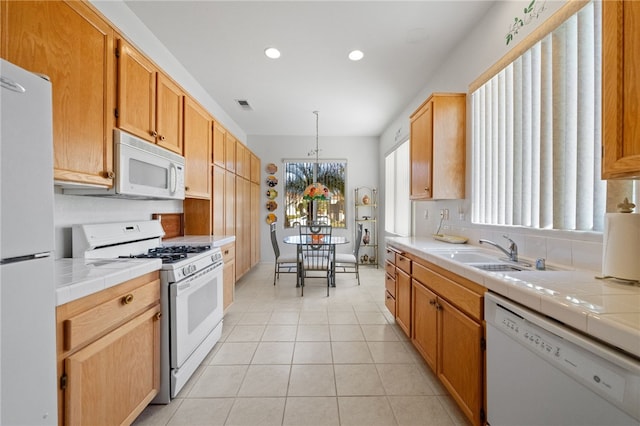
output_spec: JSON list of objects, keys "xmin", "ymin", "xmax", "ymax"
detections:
[
  {"xmin": 190, "ymin": 264, "xmax": 196, "ymax": 274},
  {"xmin": 182, "ymin": 266, "xmax": 189, "ymax": 276}
]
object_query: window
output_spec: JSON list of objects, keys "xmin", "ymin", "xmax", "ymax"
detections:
[
  {"xmin": 385, "ymin": 140, "xmax": 411, "ymax": 236},
  {"xmin": 471, "ymin": 1, "xmax": 605, "ymax": 232},
  {"xmin": 284, "ymin": 161, "xmax": 346, "ymax": 228}
]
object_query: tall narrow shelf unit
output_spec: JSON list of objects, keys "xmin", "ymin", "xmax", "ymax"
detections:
[{"xmin": 354, "ymin": 187, "xmax": 378, "ymax": 268}]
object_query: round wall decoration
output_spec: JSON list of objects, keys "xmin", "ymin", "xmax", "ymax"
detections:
[
  {"xmin": 266, "ymin": 200, "xmax": 278, "ymax": 211},
  {"xmin": 266, "ymin": 175, "xmax": 278, "ymax": 187},
  {"xmin": 266, "ymin": 189, "xmax": 278, "ymax": 199},
  {"xmin": 266, "ymin": 163, "xmax": 278, "ymax": 174},
  {"xmin": 266, "ymin": 213, "xmax": 277, "ymax": 224}
]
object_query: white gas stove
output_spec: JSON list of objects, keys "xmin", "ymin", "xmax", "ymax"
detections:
[{"xmin": 72, "ymin": 220, "xmax": 224, "ymax": 403}]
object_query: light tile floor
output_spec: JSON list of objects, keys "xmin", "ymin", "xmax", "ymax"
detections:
[{"xmin": 134, "ymin": 263, "xmax": 470, "ymax": 426}]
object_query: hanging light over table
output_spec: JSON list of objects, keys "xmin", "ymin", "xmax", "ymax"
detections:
[{"xmin": 303, "ymin": 111, "xmax": 331, "ymax": 201}]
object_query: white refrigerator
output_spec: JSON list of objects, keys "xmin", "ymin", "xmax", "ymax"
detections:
[{"xmin": 1, "ymin": 59, "xmax": 58, "ymax": 424}]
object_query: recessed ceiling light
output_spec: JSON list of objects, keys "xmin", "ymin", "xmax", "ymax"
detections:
[
  {"xmin": 348, "ymin": 50, "xmax": 364, "ymax": 61},
  {"xmin": 264, "ymin": 47, "xmax": 281, "ymax": 59}
]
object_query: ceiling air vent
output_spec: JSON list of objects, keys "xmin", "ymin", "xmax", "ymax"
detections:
[{"xmin": 235, "ymin": 99, "xmax": 253, "ymax": 111}]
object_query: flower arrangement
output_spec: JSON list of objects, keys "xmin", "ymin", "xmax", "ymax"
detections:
[{"xmin": 303, "ymin": 182, "xmax": 331, "ymax": 201}]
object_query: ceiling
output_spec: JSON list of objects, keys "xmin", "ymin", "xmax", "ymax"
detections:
[{"xmin": 123, "ymin": 1, "xmax": 494, "ymax": 137}]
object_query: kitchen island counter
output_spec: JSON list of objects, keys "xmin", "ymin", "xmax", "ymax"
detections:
[
  {"xmin": 386, "ymin": 236, "xmax": 640, "ymax": 358},
  {"xmin": 54, "ymin": 258, "xmax": 162, "ymax": 306}
]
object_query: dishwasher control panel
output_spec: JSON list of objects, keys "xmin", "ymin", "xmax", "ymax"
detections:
[{"xmin": 494, "ymin": 304, "xmax": 627, "ymax": 404}]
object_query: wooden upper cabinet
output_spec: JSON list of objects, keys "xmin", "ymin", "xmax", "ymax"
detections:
[
  {"xmin": 236, "ymin": 142, "xmax": 248, "ymax": 178},
  {"xmin": 410, "ymin": 93, "xmax": 466, "ymax": 200},
  {"xmin": 117, "ymin": 39, "xmax": 183, "ymax": 154},
  {"xmin": 213, "ymin": 122, "xmax": 226, "ymax": 167},
  {"xmin": 602, "ymin": 1, "xmax": 640, "ymax": 179},
  {"xmin": 250, "ymin": 152, "xmax": 260, "ymax": 184},
  {"xmin": 1, "ymin": 0, "xmax": 115, "ymax": 187},
  {"xmin": 156, "ymin": 73, "xmax": 184, "ymax": 154},
  {"xmin": 183, "ymin": 97, "xmax": 211, "ymax": 199},
  {"xmin": 225, "ymin": 133, "xmax": 237, "ymax": 173}
]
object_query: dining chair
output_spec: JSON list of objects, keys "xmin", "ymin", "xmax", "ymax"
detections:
[
  {"xmin": 270, "ymin": 223, "xmax": 299, "ymax": 286},
  {"xmin": 298, "ymin": 223, "xmax": 333, "ymax": 296},
  {"xmin": 332, "ymin": 223, "xmax": 363, "ymax": 285}
]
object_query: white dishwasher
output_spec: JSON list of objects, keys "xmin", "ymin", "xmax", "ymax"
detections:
[{"xmin": 485, "ymin": 292, "xmax": 640, "ymax": 426}]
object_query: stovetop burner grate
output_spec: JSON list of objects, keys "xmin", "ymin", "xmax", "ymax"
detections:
[{"xmin": 117, "ymin": 244, "xmax": 213, "ymax": 264}]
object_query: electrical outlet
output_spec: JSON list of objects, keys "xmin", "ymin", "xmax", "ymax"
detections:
[
  {"xmin": 442, "ymin": 209, "xmax": 450, "ymax": 220},
  {"xmin": 439, "ymin": 209, "xmax": 444, "ymax": 219},
  {"xmin": 423, "ymin": 210, "xmax": 429, "ymax": 219}
]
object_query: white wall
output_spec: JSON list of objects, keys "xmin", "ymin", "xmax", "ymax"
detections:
[
  {"xmin": 249, "ymin": 135, "xmax": 378, "ymax": 262},
  {"xmin": 378, "ymin": 1, "xmax": 607, "ymax": 272}
]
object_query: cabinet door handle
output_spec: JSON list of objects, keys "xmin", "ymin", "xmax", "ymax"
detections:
[
  {"xmin": 121, "ymin": 294, "xmax": 134, "ymax": 305},
  {"xmin": 160, "ymin": 135, "xmax": 166, "ymax": 141},
  {"xmin": 435, "ymin": 303, "xmax": 443, "ymax": 311},
  {"xmin": 151, "ymin": 130, "xmax": 158, "ymax": 137},
  {"xmin": 224, "ymin": 250, "xmax": 229, "ymax": 255},
  {"xmin": 429, "ymin": 299, "xmax": 436, "ymax": 306},
  {"xmin": 105, "ymin": 171, "xmax": 115, "ymax": 179},
  {"xmin": 154, "ymin": 312, "xmax": 162, "ymax": 320}
]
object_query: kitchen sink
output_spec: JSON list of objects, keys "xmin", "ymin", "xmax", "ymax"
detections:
[{"xmin": 469, "ymin": 263, "xmax": 524, "ymax": 272}]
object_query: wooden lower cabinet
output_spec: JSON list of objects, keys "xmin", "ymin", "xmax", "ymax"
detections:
[
  {"xmin": 56, "ymin": 272, "xmax": 161, "ymax": 426},
  {"xmin": 395, "ymin": 268, "xmax": 411, "ymax": 336},
  {"xmin": 411, "ymin": 279, "xmax": 438, "ymax": 371},
  {"xmin": 221, "ymin": 242, "xmax": 236, "ymax": 311},
  {"xmin": 438, "ymin": 298, "xmax": 483, "ymax": 425},
  {"xmin": 384, "ymin": 246, "xmax": 486, "ymax": 426}
]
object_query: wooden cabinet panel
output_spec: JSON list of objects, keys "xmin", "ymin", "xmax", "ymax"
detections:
[
  {"xmin": 413, "ymin": 262, "xmax": 483, "ymax": 321},
  {"xmin": 2, "ymin": 0, "xmax": 115, "ymax": 186},
  {"xmin": 602, "ymin": 0, "xmax": 640, "ymax": 178},
  {"xmin": 236, "ymin": 142, "xmax": 247, "ymax": 179},
  {"xmin": 212, "ymin": 165, "xmax": 226, "ymax": 235},
  {"xmin": 250, "ymin": 153, "xmax": 260, "ymax": 184},
  {"xmin": 410, "ymin": 93, "xmax": 465, "ymax": 200},
  {"xmin": 395, "ymin": 253, "xmax": 411, "ymax": 275},
  {"xmin": 117, "ymin": 38, "xmax": 156, "ymax": 143},
  {"xmin": 213, "ymin": 122, "xmax": 226, "ymax": 167},
  {"xmin": 438, "ymin": 298, "xmax": 483, "ymax": 426},
  {"xmin": 56, "ymin": 272, "xmax": 160, "ymax": 426},
  {"xmin": 412, "ymin": 279, "xmax": 438, "ymax": 372},
  {"xmin": 224, "ymin": 170, "xmax": 236, "ymax": 236},
  {"xmin": 396, "ymin": 268, "xmax": 411, "ymax": 337},
  {"xmin": 183, "ymin": 97, "xmax": 211, "ymax": 199},
  {"xmin": 156, "ymin": 73, "xmax": 184, "ymax": 154},
  {"xmin": 65, "ymin": 305, "xmax": 160, "ymax": 426},
  {"xmin": 384, "ymin": 270, "xmax": 396, "ymax": 297},
  {"xmin": 385, "ymin": 291, "xmax": 396, "ymax": 316},
  {"xmin": 410, "ymin": 100, "xmax": 433, "ymax": 199},
  {"xmin": 63, "ymin": 279, "xmax": 159, "ymax": 352},
  {"xmin": 221, "ymin": 242, "xmax": 236, "ymax": 311},
  {"xmin": 118, "ymin": 39, "xmax": 185, "ymax": 154},
  {"xmin": 235, "ymin": 176, "xmax": 251, "ymax": 279},
  {"xmin": 225, "ymin": 133, "xmax": 237, "ymax": 172},
  {"xmin": 250, "ymin": 182, "xmax": 260, "ymax": 267}
]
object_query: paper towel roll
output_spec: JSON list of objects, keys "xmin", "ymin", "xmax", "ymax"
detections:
[{"xmin": 602, "ymin": 213, "xmax": 640, "ymax": 281}]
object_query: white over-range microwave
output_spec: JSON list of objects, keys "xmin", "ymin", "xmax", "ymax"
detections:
[{"xmin": 65, "ymin": 129, "xmax": 185, "ymax": 200}]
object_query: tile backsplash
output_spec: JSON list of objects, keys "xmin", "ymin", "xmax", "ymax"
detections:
[{"xmin": 413, "ymin": 201, "xmax": 603, "ymax": 273}]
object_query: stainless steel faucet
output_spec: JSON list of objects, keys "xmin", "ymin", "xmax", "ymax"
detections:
[{"xmin": 479, "ymin": 235, "xmax": 518, "ymax": 262}]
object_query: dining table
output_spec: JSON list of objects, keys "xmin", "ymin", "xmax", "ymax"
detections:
[{"xmin": 283, "ymin": 235, "xmax": 349, "ymax": 287}]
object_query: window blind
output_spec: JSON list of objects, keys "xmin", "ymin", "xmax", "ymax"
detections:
[{"xmin": 471, "ymin": 1, "xmax": 605, "ymax": 231}]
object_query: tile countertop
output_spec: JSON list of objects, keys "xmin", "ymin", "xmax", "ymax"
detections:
[
  {"xmin": 55, "ymin": 258, "xmax": 162, "ymax": 307},
  {"xmin": 54, "ymin": 236, "xmax": 234, "ymax": 307},
  {"xmin": 163, "ymin": 235, "xmax": 236, "ymax": 247},
  {"xmin": 386, "ymin": 236, "xmax": 640, "ymax": 358}
]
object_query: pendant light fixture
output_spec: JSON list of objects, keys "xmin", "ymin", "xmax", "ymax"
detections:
[{"xmin": 303, "ymin": 110, "xmax": 331, "ymax": 202}]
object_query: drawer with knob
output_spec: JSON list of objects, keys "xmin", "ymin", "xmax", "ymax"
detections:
[{"xmin": 61, "ymin": 278, "xmax": 160, "ymax": 353}]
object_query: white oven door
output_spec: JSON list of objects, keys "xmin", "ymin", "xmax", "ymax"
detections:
[{"xmin": 169, "ymin": 263, "xmax": 223, "ymax": 369}]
